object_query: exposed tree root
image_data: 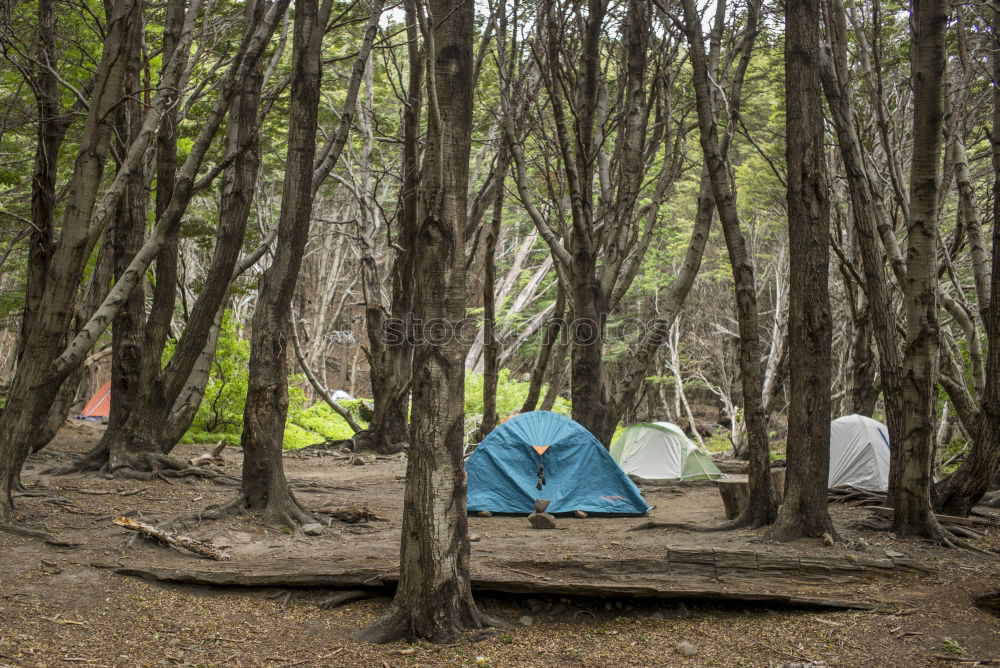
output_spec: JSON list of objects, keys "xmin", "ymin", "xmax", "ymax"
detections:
[
  {"xmin": 628, "ymin": 507, "xmax": 771, "ymax": 533},
  {"xmin": 318, "ymin": 590, "xmax": 382, "ymax": 609},
  {"xmin": 354, "ymin": 600, "xmax": 505, "ymax": 644},
  {"xmin": 768, "ymin": 514, "xmax": 841, "ymax": 544},
  {"xmin": 0, "ymin": 521, "xmax": 56, "ymax": 541},
  {"xmin": 162, "ymin": 489, "xmax": 318, "ymax": 533}
]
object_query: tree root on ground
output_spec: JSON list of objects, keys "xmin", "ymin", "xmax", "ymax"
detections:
[
  {"xmin": 354, "ymin": 602, "xmax": 506, "ymax": 645},
  {"xmin": 628, "ymin": 508, "xmax": 772, "ymax": 533},
  {"xmin": 0, "ymin": 521, "xmax": 56, "ymax": 541},
  {"xmin": 158, "ymin": 490, "xmax": 318, "ymax": 533}
]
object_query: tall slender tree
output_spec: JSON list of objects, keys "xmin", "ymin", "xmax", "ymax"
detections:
[
  {"xmin": 678, "ymin": 0, "xmax": 776, "ymax": 527},
  {"xmin": 771, "ymin": 0, "xmax": 836, "ymax": 541},
  {"xmin": 892, "ymin": 0, "xmax": 951, "ymax": 540},
  {"xmin": 356, "ymin": 0, "xmax": 493, "ymax": 643},
  {"xmin": 236, "ymin": 0, "xmax": 327, "ymax": 526}
]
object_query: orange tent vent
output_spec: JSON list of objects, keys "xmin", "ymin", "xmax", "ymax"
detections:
[{"xmin": 531, "ymin": 445, "xmax": 549, "ymax": 456}]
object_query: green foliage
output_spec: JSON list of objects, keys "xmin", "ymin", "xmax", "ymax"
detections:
[
  {"xmin": 464, "ymin": 368, "xmax": 572, "ymax": 421},
  {"xmin": 177, "ymin": 312, "xmax": 367, "ymax": 448}
]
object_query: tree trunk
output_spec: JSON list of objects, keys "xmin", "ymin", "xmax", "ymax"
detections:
[
  {"xmin": 771, "ymin": 0, "xmax": 836, "ymax": 540},
  {"xmin": 237, "ymin": 0, "xmax": 325, "ymax": 527},
  {"xmin": 476, "ymin": 154, "xmax": 507, "ymax": 439},
  {"xmin": 820, "ymin": 0, "xmax": 905, "ymax": 502},
  {"xmin": 19, "ymin": 0, "xmax": 64, "ymax": 364},
  {"xmin": 680, "ymin": 0, "xmax": 776, "ymax": 527},
  {"xmin": 520, "ymin": 287, "xmax": 565, "ymax": 414},
  {"xmin": 893, "ymin": 0, "xmax": 949, "ymax": 539},
  {"xmin": 106, "ymin": 7, "xmax": 147, "ymax": 446},
  {"xmin": 932, "ymin": 18, "xmax": 1000, "ymax": 515},
  {"xmin": 356, "ymin": 0, "xmax": 490, "ymax": 644},
  {"xmin": 0, "ymin": 0, "xmax": 139, "ymax": 521},
  {"xmin": 362, "ymin": 0, "xmax": 420, "ymax": 454}
]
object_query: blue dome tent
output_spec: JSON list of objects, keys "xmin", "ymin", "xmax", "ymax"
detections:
[{"xmin": 466, "ymin": 411, "xmax": 650, "ymax": 516}]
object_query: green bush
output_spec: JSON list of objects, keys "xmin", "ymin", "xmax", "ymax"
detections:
[
  {"xmin": 464, "ymin": 368, "xmax": 572, "ymax": 421},
  {"xmin": 177, "ymin": 312, "xmax": 365, "ymax": 449}
]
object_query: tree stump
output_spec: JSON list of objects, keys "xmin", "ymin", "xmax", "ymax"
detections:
[{"xmin": 718, "ymin": 469, "xmax": 786, "ymax": 520}]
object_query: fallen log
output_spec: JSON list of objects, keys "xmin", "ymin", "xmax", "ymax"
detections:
[
  {"xmin": 112, "ymin": 548, "xmax": 929, "ymax": 611},
  {"xmin": 114, "ymin": 561, "xmax": 876, "ymax": 610},
  {"xmin": 112, "ymin": 516, "xmax": 230, "ymax": 561}
]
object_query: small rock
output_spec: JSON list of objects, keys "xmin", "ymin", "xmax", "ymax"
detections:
[
  {"xmin": 528, "ymin": 512, "xmax": 556, "ymax": 529},
  {"xmin": 351, "ymin": 457, "xmax": 366, "ymax": 466},
  {"xmin": 301, "ymin": 523, "xmax": 324, "ymax": 536},
  {"xmin": 517, "ymin": 615, "xmax": 534, "ymax": 626},
  {"xmin": 822, "ymin": 532, "xmax": 835, "ymax": 547},
  {"xmin": 676, "ymin": 641, "xmax": 698, "ymax": 657},
  {"xmin": 573, "ymin": 510, "xmax": 588, "ymax": 519},
  {"xmin": 885, "ymin": 550, "xmax": 904, "ymax": 558},
  {"xmin": 534, "ymin": 498, "xmax": 551, "ymax": 513},
  {"xmin": 477, "ymin": 510, "xmax": 492, "ymax": 518},
  {"xmin": 469, "ymin": 534, "xmax": 482, "ymax": 542}
]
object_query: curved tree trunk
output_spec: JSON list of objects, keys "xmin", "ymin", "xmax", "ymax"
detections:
[
  {"xmin": 932, "ymin": 28, "xmax": 1000, "ymax": 515},
  {"xmin": 0, "ymin": 0, "xmax": 139, "ymax": 521},
  {"xmin": 819, "ymin": 0, "xmax": 905, "ymax": 502},
  {"xmin": 362, "ymin": 0, "xmax": 420, "ymax": 454},
  {"xmin": 680, "ymin": 0, "xmax": 775, "ymax": 527}
]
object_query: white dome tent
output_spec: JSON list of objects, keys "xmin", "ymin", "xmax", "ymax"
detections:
[{"xmin": 829, "ymin": 414, "xmax": 891, "ymax": 492}]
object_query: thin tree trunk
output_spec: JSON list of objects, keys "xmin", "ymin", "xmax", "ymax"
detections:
[
  {"xmin": 771, "ymin": 0, "xmax": 836, "ymax": 540},
  {"xmin": 680, "ymin": 0, "xmax": 776, "ymax": 527},
  {"xmin": 357, "ymin": 0, "xmax": 491, "ymax": 643},
  {"xmin": 476, "ymin": 154, "xmax": 506, "ymax": 439},
  {"xmin": 520, "ymin": 287, "xmax": 565, "ymax": 414},
  {"xmin": 820, "ymin": 0, "xmax": 905, "ymax": 501},
  {"xmin": 363, "ymin": 0, "xmax": 420, "ymax": 454}
]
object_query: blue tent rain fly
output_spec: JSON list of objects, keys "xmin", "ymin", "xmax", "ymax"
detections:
[{"xmin": 466, "ymin": 411, "xmax": 650, "ymax": 516}]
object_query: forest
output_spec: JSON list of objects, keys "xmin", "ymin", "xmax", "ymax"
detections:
[{"xmin": 0, "ymin": 0, "xmax": 998, "ymax": 663}]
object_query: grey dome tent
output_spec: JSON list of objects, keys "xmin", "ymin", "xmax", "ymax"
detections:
[
  {"xmin": 610, "ymin": 422, "xmax": 722, "ymax": 481},
  {"xmin": 829, "ymin": 414, "xmax": 891, "ymax": 492}
]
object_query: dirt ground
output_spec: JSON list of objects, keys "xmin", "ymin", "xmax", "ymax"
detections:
[{"xmin": 1, "ymin": 421, "xmax": 998, "ymax": 668}]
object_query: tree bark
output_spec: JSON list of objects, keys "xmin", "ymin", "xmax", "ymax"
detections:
[
  {"xmin": 680, "ymin": 0, "xmax": 776, "ymax": 527},
  {"xmin": 0, "ymin": 0, "xmax": 139, "ymax": 521},
  {"xmin": 819, "ymin": 0, "xmax": 905, "ymax": 502},
  {"xmin": 237, "ymin": 0, "xmax": 326, "ymax": 526},
  {"xmin": 892, "ymin": 0, "xmax": 950, "ymax": 539},
  {"xmin": 356, "ymin": 0, "xmax": 490, "ymax": 644},
  {"xmin": 771, "ymin": 0, "xmax": 836, "ymax": 540},
  {"xmin": 362, "ymin": 0, "xmax": 420, "ymax": 454},
  {"xmin": 932, "ymin": 10, "xmax": 1000, "ymax": 515}
]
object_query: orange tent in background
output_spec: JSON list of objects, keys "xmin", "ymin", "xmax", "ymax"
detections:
[{"xmin": 78, "ymin": 381, "xmax": 111, "ymax": 419}]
